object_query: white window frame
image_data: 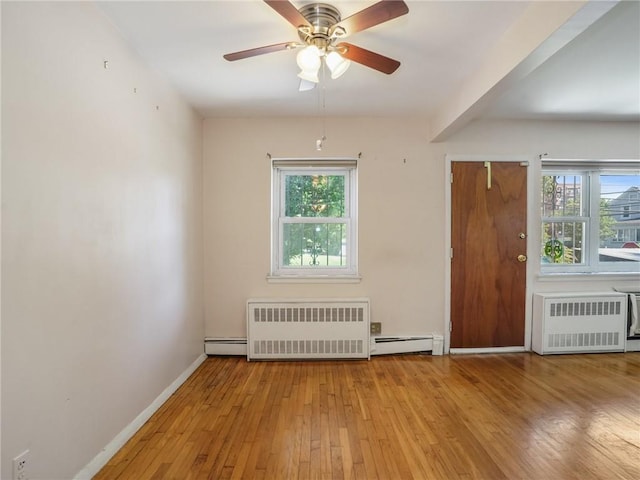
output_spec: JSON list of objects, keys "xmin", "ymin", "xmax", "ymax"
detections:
[
  {"xmin": 541, "ymin": 160, "xmax": 640, "ymax": 274},
  {"xmin": 270, "ymin": 158, "xmax": 358, "ymax": 281}
]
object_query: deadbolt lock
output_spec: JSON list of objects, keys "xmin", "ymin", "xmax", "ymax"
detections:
[
  {"xmin": 519, "ymin": 232, "xmax": 526, "ymax": 239},
  {"xmin": 518, "ymin": 254, "xmax": 527, "ymax": 262}
]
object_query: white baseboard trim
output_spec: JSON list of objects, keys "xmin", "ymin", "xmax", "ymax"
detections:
[
  {"xmin": 449, "ymin": 346, "xmax": 526, "ymax": 355},
  {"xmin": 74, "ymin": 353, "xmax": 207, "ymax": 480},
  {"xmin": 205, "ymin": 337, "xmax": 247, "ymax": 356}
]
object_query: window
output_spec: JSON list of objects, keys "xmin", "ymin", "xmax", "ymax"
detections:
[
  {"xmin": 541, "ymin": 160, "xmax": 640, "ymax": 273},
  {"xmin": 271, "ymin": 159, "xmax": 358, "ymax": 278}
]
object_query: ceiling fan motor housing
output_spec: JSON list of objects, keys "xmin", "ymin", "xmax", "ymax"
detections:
[{"xmin": 297, "ymin": 3, "xmax": 343, "ymax": 51}]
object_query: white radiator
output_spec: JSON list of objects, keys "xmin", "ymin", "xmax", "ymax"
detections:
[
  {"xmin": 246, "ymin": 298, "xmax": 370, "ymax": 360},
  {"xmin": 532, "ymin": 292, "xmax": 627, "ymax": 355}
]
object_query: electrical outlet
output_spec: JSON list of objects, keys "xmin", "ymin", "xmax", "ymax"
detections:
[
  {"xmin": 13, "ymin": 450, "xmax": 30, "ymax": 480},
  {"xmin": 370, "ymin": 322, "xmax": 382, "ymax": 335}
]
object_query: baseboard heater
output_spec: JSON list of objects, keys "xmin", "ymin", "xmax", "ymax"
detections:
[
  {"xmin": 206, "ymin": 334, "xmax": 443, "ymax": 357},
  {"xmin": 532, "ymin": 292, "xmax": 627, "ymax": 355},
  {"xmin": 204, "ymin": 338, "xmax": 247, "ymax": 356},
  {"xmin": 247, "ymin": 298, "xmax": 370, "ymax": 360},
  {"xmin": 371, "ymin": 336, "xmax": 434, "ymax": 355}
]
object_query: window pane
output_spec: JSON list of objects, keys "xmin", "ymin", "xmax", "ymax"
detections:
[
  {"xmin": 542, "ymin": 221, "xmax": 584, "ymax": 264},
  {"xmin": 283, "ymin": 223, "xmax": 347, "ymax": 267},
  {"xmin": 542, "ymin": 174, "xmax": 583, "ymax": 217},
  {"xmin": 285, "ymin": 175, "xmax": 345, "ymax": 218},
  {"xmin": 599, "ymin": 174, "xmax": 640, "ymax": 263}
]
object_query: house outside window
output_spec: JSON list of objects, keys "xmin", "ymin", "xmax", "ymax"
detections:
[
  {"xmin": 541, "ymin": 160, "xmax": 640, "ymax": 274},
  {"xmin": 271, "ymin": 159, "xmax": 358, "ymax": 279}
]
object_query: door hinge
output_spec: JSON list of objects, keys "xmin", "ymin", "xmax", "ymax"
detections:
[
  {"xmin": 450, "ymin": 247, "xmax": 454, "ymax": 259},
  {"xmin": 449, "ymin": 321, "xmax": 452, "ymax": 332},
  {"xmin": 450, "ymin": 172, "xmax": 454, "ymax": 183}
]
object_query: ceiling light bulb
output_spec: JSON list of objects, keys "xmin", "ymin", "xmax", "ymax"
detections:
[
  {"xmin": 325, "ymin": 51, "xmax": 351, "ymax": 79},
  {"xmin": 296, "ymin": 45, "xmax": 321, "ymax": 71}
]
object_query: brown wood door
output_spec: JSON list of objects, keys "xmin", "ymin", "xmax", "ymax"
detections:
[{"xmin": 451, "ymin": 161, "xmax": 527, "ymax": 348}]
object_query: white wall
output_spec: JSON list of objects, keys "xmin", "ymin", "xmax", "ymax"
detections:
[
  {"xmin": 203, "ymin": 117, "xmax": 639, "ymax": 340},
  {"xmin": 1, "ymin": 3, "xmax": 204, "ymax": 479}
]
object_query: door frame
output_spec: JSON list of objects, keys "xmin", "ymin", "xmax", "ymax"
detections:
[{"xmin": 444, "ymin": 154, "xmax": 537, "ymax": 355}]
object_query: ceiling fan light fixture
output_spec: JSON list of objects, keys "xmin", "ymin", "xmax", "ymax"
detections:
[
  {"xmin": 325, "ymin": 51, "xmax": 351, "ymax": 79},
  {"xmin": 296, "ymin": 45, "xmax": 321, "ymax": 71},
  {"xmin": 298, "ymin": 78, "xmax": 317, "ymax": 91},
  {"xmin": 224, "ymin": 1, "xmax": 409, "ymax": 85},
  {"xmin": 297, "ymin": 68, "xmax": 320, "ymax": 83},
  {"xmin": 296, "ymin": 45, "xmax": 321, "ymax": 83}
]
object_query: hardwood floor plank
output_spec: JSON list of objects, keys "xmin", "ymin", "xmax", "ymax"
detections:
[{"xmin": 95, "ymin": 353, "xmax": 640, "ymax": 480}]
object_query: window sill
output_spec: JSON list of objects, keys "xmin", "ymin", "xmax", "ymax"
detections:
[
  {"xmin": 267, "ymin": 275, "xmax": 362, "ymax": 284},
  {"xmin": 537, "ymin": 271, "xmax": 640, "ymax": 282}
]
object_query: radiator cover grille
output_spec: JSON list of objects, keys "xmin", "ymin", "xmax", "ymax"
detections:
[
  {"xmin": 247, "ymin": 299, "xmax": 370, "ymax": 360},
  {"xmin": 253, "ymin": 306, "xmax": 364, "ymax": 323},
  {"xmin": 546, "ymin": 331, "xmax": 620, "ymax": 349},
  {"xmin": 253, "ymin": 339, "xmax": 364, "ymax": 356},
  {"xmin": 549, "ymin": 300, "xmax": 621, "ymax": 317},
  {"xmin": 532, "ymin": 293, "xmax": 627, "ymax": 355}
]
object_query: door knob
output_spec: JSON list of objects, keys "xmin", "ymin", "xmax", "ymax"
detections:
[{"xmin": 517, "ymin": 254, "xmax": 527, "ymax": 262}]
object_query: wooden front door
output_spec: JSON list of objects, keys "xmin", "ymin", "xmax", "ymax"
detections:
[{"xmin": 450, "ymin": 161, "xmax": 527, "ymax": 348}]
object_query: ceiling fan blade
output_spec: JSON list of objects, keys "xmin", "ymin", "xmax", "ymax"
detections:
[
  {"xmin": 223, "ymin": 42, "xmax": 296, "ymax": 61},
  {"xmin": 331, "ymin": 0, "xmax": 408, "ymax": 37},
  {"xmin": 336, "ymin": 42, "xmax": 401, "ymax": 74},
  {"xmin": 263, "ymin": 0, "xmax": 311, "ymax": 30}
]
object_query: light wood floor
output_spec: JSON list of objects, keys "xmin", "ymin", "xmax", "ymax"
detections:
[{"xmin": 95, "ymin": 353, "xmax": 640, "ymax": 479}]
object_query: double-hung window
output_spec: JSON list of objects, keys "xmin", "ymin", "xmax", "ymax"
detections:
[
  {"xmin": 541, "ymin": 160, "xmax": 640, "ymax": 273},
  {"xmin": 271, "ymin": 159, "xmax": 358, "ymax": 278}
]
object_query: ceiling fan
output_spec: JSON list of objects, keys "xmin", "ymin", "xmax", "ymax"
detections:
[{"xmin": 223, "ymin": 0, "xmax": 409, "ymax": 86}]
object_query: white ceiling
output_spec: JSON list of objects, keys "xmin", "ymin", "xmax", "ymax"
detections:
[
  {"xmin": 484, "ymin": 0, "xmax": 640, "ymax": 122},
  {"xmin": 97, "ymin": 0, "xmax": 640, "ymax": 135}
]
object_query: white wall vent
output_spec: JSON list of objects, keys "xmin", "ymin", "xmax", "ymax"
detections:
[
  {"xmin": 532, "ymin": 292, "xmax": 627, "ymax": 355},
  {"xmin": 247, "ymin": 298, "xmax": 370, "ymax": 360}
]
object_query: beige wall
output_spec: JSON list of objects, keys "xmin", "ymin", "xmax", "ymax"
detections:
[
  {"xmin": 203, "ymin": 117, "xmax": 640, "ymax": 340},
  {"xmin": 1, "ymin": 2, "xmax": 203, "ymax": 478},
  {"xmin": 203, "ymin": 117, "xmax": 445, "ymax": 337}
]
